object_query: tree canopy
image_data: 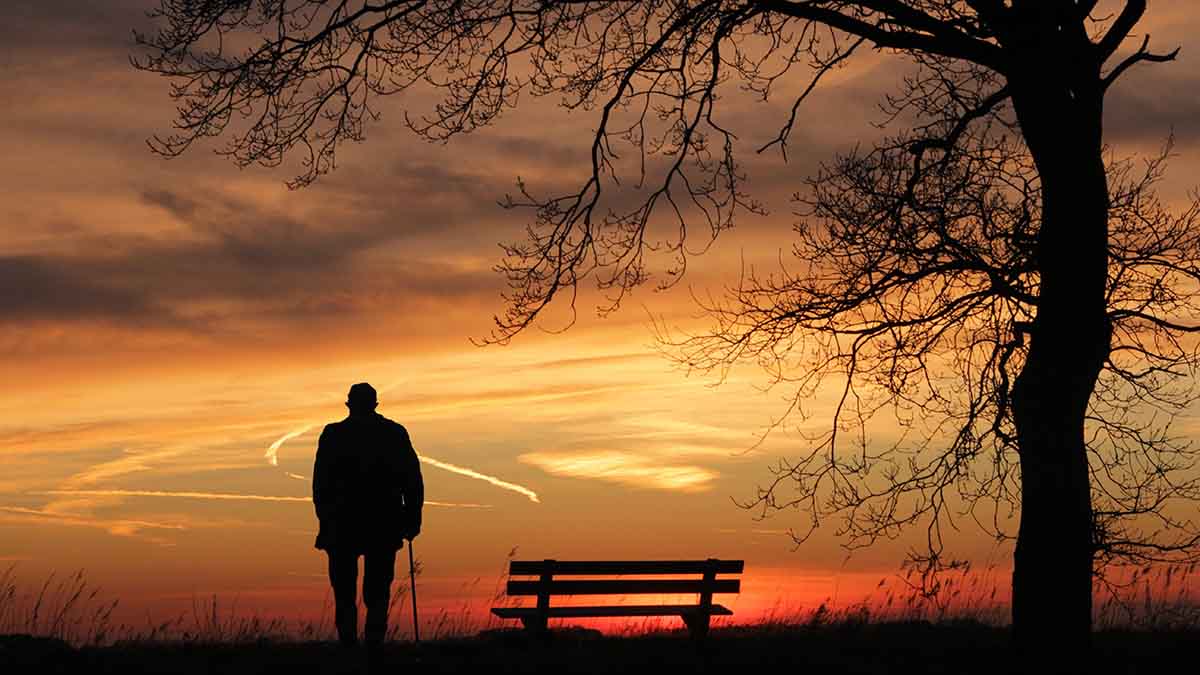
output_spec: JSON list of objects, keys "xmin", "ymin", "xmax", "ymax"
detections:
[{"xmin": 135, "ymin": 0, "xmax": 1200, "ymax": 643}]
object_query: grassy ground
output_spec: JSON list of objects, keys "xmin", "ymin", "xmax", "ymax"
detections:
[
  {"xmin": 2, "ymin": 622, "xmax": 1194, "ymax": 675},
  {"xmin": 3, "ymin": 564, "xmax": 1198, "ymax": 673}
]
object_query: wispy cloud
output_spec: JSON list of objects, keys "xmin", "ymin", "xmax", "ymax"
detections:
[
  {"xmin": 519, "ymin": 451, "xmax": 717, "ymax": 492},
  {"xmin": 41, "ymin": 489, "xmax": 309, "ymax": 503},
  {"xmin": 418, "ymin": 455, "xmax": 541, "ymax": 503},
  {"xmin": 62, "ymin": 447, "xmax": 190, "ymax": 488},
  {"xmin": 35, "ymin": 489, "xmax": 490, "ymax": 508},
  {"xmin": 0, "ymin": 506, "xmax": 186, "ymax": 543}
]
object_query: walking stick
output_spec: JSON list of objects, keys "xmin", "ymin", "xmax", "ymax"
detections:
[{"xmin": 407, "ymin": 538, "xmax": 420, "ymax": 645}]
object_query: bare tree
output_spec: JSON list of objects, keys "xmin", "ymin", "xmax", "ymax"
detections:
[
  {"xmin": 134, "ymin": 0, "xmax": 1197, "ymax": 650},
  {"xmin": 669, "ymin": 103, "xmax": 1200, "ymax": 600}
]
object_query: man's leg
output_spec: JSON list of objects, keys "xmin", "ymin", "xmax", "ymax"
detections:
[
  {"xmin": 362, "ymin": 548, "xmax": 397, "ymax": 647},
  {"xmin": 327, "ymin": 550, "xmax": 360, "ymax": 646}
]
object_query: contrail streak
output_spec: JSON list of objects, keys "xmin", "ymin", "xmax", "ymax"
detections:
[
  {"xmin": 418, "ymin": 455, "xmax": 541, "ymax": 503},
  {"xmin": 36, "ymin": 489, "xmax": 491, "ymax": 508},
  {"xmin": 266, "ymin": 424, "xmax": 315, "ymax": 466},
  {"xmin": 266, "ymin": 424, "xmax": 540, "ymax": 503}
]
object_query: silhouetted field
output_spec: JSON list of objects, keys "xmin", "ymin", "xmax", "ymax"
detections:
[
  {"xmin": 3, "ymin": 564, "xmax": 1198, "ymax": 673},
  {"xmin": 3, "ymin": 622, "xmax": 1196, "ymax": 675}
]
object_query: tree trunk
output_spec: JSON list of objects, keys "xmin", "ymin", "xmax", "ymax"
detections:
[{"xmin": 1006, "ymin": 39, "xmax": 1111, "ymax": 655}]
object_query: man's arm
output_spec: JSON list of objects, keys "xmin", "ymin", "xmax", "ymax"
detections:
[
  {"xmin": 312, "ymin": 425, "xmax": 335, "ymax": 522},
  {"xmin": 397, "ymin": 426, "xmax": 424, "ymax": 538}
]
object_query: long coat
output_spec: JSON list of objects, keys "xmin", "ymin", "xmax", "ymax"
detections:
[{"xmin": 312, "ymin": 412, "xmax": 424, "ymax": 553}]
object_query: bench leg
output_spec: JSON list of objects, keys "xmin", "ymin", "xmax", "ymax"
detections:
[
  {"xmin": 520, "ymin": 615, "xmax": 548, "ymax": 634},
  {"xmin": 681, "ymin": 613, "xmax": 710, "ymax": 641}
]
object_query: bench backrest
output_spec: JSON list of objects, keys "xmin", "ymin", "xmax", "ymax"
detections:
[{"xmin": 506, "ymin": 559, "xmax": 743, "ymax": 598}]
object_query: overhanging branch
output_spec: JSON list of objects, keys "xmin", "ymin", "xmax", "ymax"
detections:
[{"xmin": 753, "ymin": 0, "xmax": 1004, "ymax": 71}]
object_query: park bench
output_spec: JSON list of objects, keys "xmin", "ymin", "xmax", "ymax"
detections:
[{"xmin": 490, "ymin": 558, "xmax": 744, "ymax": 640}]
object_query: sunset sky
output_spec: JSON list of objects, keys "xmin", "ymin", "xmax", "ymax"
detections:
[{"xmin": 3, "ymin": 1, "xmax": 1200, "ymax": 631}]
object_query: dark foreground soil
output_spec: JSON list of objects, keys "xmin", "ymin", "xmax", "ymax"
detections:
[{"xmin": 1, "ymin": 622, "xmax": 1189, "ymax": 674}]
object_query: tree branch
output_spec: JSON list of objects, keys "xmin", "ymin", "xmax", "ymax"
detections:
[
  {"xmin": 753, "ymin": 0, "xmax": 1005, "ymax": 71},
  {"xmin": 1102, "ymin": 35, "xmax": 1180, "ymax": 90},
  {"xmin": 1097, "ymin": 0, "xmax": 1147, "ymax": 61}
]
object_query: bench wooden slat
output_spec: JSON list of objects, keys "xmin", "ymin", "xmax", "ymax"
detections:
[
  {"xmin": 491, "ymin": 604, "xmax": 734, "ymax": 619},
  {"xmin": 493, "ymin": 558, "xmax": 744, "ymax": 640},
  {"xmin": 509, "ymin": 559, "xmax": 744, "ymax": 576},
  {"xmin": 506, "ymin": 578, "xmax": 740, "ymax": 596}
]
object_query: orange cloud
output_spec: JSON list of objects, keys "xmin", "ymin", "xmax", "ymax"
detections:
[{"xmin": 519, "ymin": 451, "xmax": 718, "ymax": 492}]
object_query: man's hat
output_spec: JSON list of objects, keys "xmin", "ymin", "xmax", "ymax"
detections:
[{"xmin": 347, "ymin": 382, "xmax": 377, "ymax": 406}]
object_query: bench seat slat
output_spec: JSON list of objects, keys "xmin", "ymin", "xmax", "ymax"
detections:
[
  {"xmin": 507, "ymin": 579, "xmax": 739, "ymax": 596},
  {"xmin": 509, "ymin": 560, "xmax": 744, "ymax": 576},
  {"xmin": 491, "ymin": 604, "xmax": 734, "ymax": 619}
]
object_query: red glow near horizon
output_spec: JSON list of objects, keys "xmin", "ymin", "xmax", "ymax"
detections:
[{"xmin": 7, "ymin": 560, "xmax": 1197, "ymax": 642}]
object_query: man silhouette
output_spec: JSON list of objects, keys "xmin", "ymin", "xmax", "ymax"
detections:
[{"xmin": 313, "ymin": 382, "xmax": 424, "ymax": 650}]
